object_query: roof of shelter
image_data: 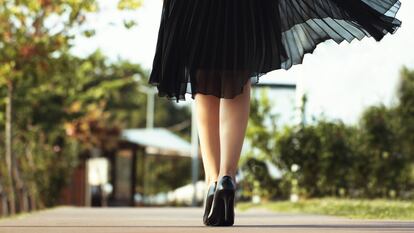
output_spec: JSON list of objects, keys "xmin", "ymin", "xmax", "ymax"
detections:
[{"xmin": 121, "ymin": 128, "xmax": 194, "ymax": 157}]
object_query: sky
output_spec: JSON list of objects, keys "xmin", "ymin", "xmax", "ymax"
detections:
[{"xmin": 71, "ymin": 0, "xmax": 414, "ymax": 126}]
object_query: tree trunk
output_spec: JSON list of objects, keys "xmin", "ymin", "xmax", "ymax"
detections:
[
  {"xmin": 6, "ymin": 79, "xmax": 27, "ymax": 213},
  {"xmin": 1, "ymin": 191, "xmax": 8, "ymax": 216},
  {"xmin": 25, "ymin": 142, "xmax": 38, "ymax": 211},
  {"xmin": 5, "ymin": 79, "xmax": 16, "ymax": 215}
]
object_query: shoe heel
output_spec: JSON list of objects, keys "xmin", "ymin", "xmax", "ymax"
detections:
[
  {"xmin": 208, "ymin": 176, "xmax": 236, "ymax": 226},
  {"xmin": 223, "ymin": 195, "xmax": 229, "ymax": 222},
  {"xmin": 221, "ymin": 189, "xmax": 235, "ymax": 225}
]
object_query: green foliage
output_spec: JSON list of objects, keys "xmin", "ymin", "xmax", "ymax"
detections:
[
  {"xmin": 0, "ymin": 0, "xmax": 191, "ymax": 211},
  {"xmin": 277, "ymin": 120, "xmax": 360, "ymax": 198},
  {"xmin": 117, "ymin": 0, "xmax": 143, "ymax": 10},
  {"xmin": 0, "ymin": 0, "xmax": 101, "ymax": 212},
  {"xmin": 239, "ymin": 88, "xmax": 287, "ymax": 200},
  {"xmin": 117, "ymin": 0, "xmax": 142, "ymax": 29},
  {"xmin": 14, "ymin": 127, "xmax": 80, "ymax": 207},
  {"xmin": 0, "ymin": 49, "xmax": 191, "ymax": 207},
  {"xmin": 396, "ymin": 67, "xmax": 414, "ymax": 163},
  {"xmin": 243, "ymin": 67, "xmax": 414, "ymax": 201},
  {"xmin": 353, "ymin": 105, "xmax": 409, "ymax": 197},
  {"xmin": 139, "ymin": 156, "xmax": 195, "ymax": 196},
  {"xmin": 237, "ymin": 198, "xmax": 414, "ymax": 220}
]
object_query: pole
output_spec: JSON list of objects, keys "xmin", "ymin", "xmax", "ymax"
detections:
[
  {"xmin": 147, "ymin": 91, "xmax": 155, "ymax": 129},
  {"xmin": 191, "ymin": 100, "xmax": 199, "ymax": 206},
  {"xmin": 139, "ymin": 86, "xmax": 156, "ymax": 129}
]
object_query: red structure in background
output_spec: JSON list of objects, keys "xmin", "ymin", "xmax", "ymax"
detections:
[
  {"xmin": 57, "ymin": 128, "xmax": 196, "ymax": 207},
  {"xmin": 59, "ymin": 161, "xmax": 87, "ymax": 206}
]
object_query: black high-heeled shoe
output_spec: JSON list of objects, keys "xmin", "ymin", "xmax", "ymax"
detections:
[
  {"xmin": 206, "ymin": 175, "xmax": 236, "ymax": 226},
  {"xmin": 203, "ymin": 181, "xmax": 217, "ymax": 226}
]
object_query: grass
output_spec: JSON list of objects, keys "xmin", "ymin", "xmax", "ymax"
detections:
[
  {"xmin": 0, "ymin": 205, "xmax": 65, "ymax": 222},
  {"xmin": 236, "ymin": 198, "xmax": 414, "ymax": 220}
]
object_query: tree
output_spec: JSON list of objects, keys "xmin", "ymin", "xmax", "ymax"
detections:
[
  {"xmin": 0, "ymin": 0, "xmax": 145, "ymax": 215},
  {"xmin": 396, "ymin": 67, "xmax": 414, "ymax": 163},
  {"xmin": 0, "ymin": 0, "xmax": 100, "ymax": 215},
  {"xmin": 240, "ymin": 88, "xmax": 282, "ymax": 200}
]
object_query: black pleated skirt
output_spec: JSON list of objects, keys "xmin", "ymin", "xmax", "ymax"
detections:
[{"xmin": 148, "ymin": 0, "xmax": 402, "ymax": 103}]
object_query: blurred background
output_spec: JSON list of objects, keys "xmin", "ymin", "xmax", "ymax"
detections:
[{"xmin": 0, "ymin": 0, "xmax": 413, "ymax": 218}]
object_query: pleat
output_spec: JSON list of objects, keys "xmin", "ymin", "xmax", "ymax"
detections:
[{"xmin": 148, "ymin": 0, "xmax": 402, "ymax": 103}]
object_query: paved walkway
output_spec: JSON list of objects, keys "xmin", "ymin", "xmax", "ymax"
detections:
[{"xmin": 0, "ymin": 206, "xmax": 413, "ymax": 233}]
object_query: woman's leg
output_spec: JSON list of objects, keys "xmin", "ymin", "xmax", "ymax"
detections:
[
  {"xmin": 195, "ymin": 93, "xmax": 221, "ymax": 187},
  {"xmin": 219, "ymin": 80, "xmax": 251, "ymax": 181}
]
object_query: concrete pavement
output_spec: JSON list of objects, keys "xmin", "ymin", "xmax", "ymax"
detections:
[{"xmin": 0, "ymin": 206, "xmax": 413, "ymax": 233}]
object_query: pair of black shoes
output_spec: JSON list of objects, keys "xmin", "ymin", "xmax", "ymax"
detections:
[{"xmin": 202, "ymin": 176, "xmax": 236, "ymax": 226}]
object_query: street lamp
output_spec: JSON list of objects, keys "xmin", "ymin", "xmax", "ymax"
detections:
[{"xmin": 138, "ymin": 86, "xmax": 157, "ymax": 129}]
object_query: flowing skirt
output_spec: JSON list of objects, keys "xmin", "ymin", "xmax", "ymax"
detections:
[{"xmin": 148, "ymin": 0, "xmax": 402, "ymax": 103}]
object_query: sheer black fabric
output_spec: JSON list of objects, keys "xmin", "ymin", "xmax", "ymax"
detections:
[{"xmin": 148, "ymin": 0, "xmax": 402, "ymax": 103}]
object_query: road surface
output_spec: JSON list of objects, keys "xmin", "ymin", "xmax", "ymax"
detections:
[{"xmin": 0, "ymin": 206, "xmax": 413, "ymax": 232}]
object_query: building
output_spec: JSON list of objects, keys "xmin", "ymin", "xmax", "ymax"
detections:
[{"xmin": 59, "ymin": 127, "xmax": 199, "ymax": 207}]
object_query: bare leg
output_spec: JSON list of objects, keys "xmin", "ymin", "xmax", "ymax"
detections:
[
  {"xmin": 219, "ymin": 80, "xmax": 251, "ymax": 181},
  {"xmin": 195, "ymin": 93, "xmax": 220, "ymax": 187}
]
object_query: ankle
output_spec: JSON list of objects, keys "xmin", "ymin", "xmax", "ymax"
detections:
[
  {"xmin": 206, "ymin": 175, "xmax": 218, "ymax": 187},
  {"xmin": 218, "ymin": 172, "xmax": 236, "ymax": 181}
]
